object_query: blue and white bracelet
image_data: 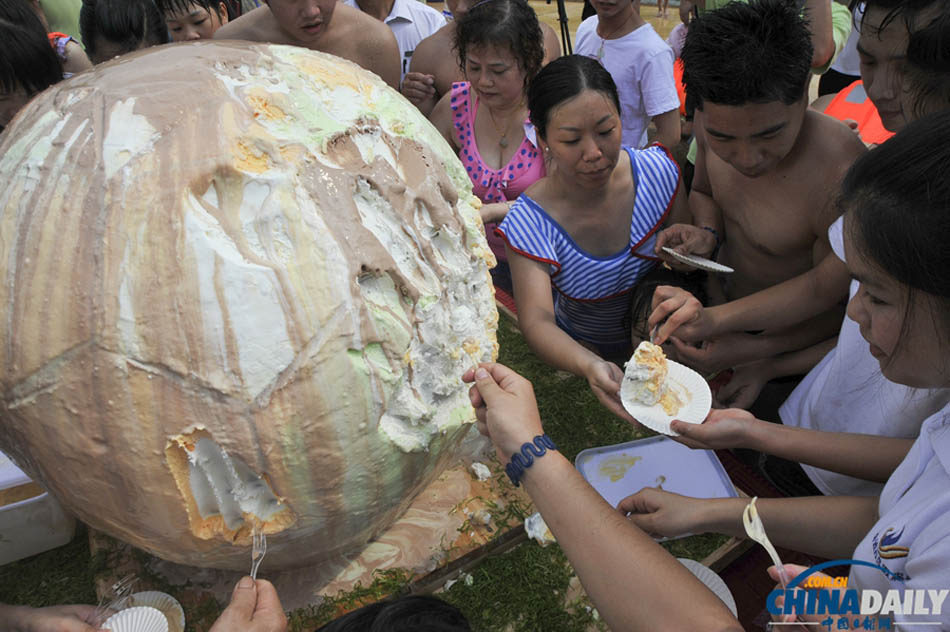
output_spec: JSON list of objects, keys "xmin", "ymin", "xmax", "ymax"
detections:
[{"xmin": 505, "ymin": 435, "xmax": 558, "ymax": 487}]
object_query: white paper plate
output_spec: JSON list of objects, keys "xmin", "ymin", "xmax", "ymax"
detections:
[
  {"xmin": 103, "ymin": 606, "xmax": 169, "ymax": 632},
  {"xmin": 678, "ymin": 558, "xmax": 738, "ymax": 616},
  {"xmin": 621, "ymin": 360, "xmax": 711, "ymax": 435},
  {"xmin": 128, "ymin": 592, "xmax": 185, "ymax": 632},
  {"xmin": 662, "ymin": 247, "xmax": 734, "ymax": 273}
]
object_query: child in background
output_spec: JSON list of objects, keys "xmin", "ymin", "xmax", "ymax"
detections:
[
  {"xmin": 0, "ymin": 5, "xmax": 63, "ymax": 132},
  {"xmin": 156, "ymin": 0, "xmax": 233, "ymax": 41},
  {"xmin": 79, "ymin": 0, "xmax": 170, "ymax": 64},
  {"xmin": 574, "ymin": 0, "xmax": 681, "ymax": 150}
]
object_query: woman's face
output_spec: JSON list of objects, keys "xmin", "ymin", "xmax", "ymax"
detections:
[
  {"xmin": 844, "ymin": 220, "xmax": 948, "ymax": 389},
  {"xmin": 857, "ymin": 6, "xmax": 911, "ymax": 133},
  {"xmin": 166, "ymin": 2, "xmax": 228, "ymax": 41},
  {"xmin": 463, "ymin": 44, "xmax": 526, "ymax": 109},
  {"xmin": 541, "ymin": 89, "xmax": 622, "ymax": 189}
]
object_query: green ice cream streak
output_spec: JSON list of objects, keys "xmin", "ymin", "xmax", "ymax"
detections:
[
  {"xmin": 275, "ymin": 47, "xmax": 470, "ymax": 192},
  {"xmin": 443, "ymin": 403, "xmax": 475, "ymax": 431},
  {"xmin": 363, "ymin": 343, "xmax": 399, "ymax": 383},
  {"xmin": 276, "ymin": 418, "xmax": 318, "ymax": 508},
  {"xmin": 0, "ymin": 111, "xmax": 59, "ymax": 174}
]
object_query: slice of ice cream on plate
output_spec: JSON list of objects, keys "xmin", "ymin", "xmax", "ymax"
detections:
[{"xmin": 620, "ymin": 341, "xmax": 711, "ymax": 435}]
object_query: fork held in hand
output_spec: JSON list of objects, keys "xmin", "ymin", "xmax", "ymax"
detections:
[{"xmin": 250, "ymin": 529, "xmax": 267, "ymax": 581}]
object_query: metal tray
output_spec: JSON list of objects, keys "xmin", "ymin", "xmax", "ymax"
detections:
[{"xmin": 575, "ymin": 435, "xmax": 738, "ymax": 519}]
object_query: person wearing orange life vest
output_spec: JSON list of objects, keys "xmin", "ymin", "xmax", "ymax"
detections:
[{"xmin": 822, "ymin": 80, "xmax": 894, "ymax": 145}]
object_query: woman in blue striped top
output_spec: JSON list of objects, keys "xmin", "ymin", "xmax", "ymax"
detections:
[{"xmin": 496, "ymin": 55, "xmax": 690, "ymax": 424}]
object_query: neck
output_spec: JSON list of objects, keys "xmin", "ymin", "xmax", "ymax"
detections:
[
  {"xmin": 551, "ymin": 168, "xmax": 612, "ymax": 208},
  {"xmin": 484, "ymin": 98, "xmax": 525, "ymax": 119},
  {"xmin": 597, "ymin": 6, "xmax": 641, "ymax": 38},
  {"xmin": 357, "ymin": 0, "xmax": 394, "ymax": 21}
]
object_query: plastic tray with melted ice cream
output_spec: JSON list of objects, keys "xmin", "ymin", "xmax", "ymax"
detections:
[
  {"xmin": 622, "ymin": 341, "xmax": 684, "ymax": 415},
  {"xmin": 620, "ymin": 341, "xmax": 712, "ymax": 435}
]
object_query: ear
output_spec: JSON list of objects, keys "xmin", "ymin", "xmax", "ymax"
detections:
[
  {"xmin": 217, "ymin": 1, "xmax": 229, "ymax": 23},
  {"xmin": 537, "ymin": 135, "xmax": 549, "ymax": 153}
]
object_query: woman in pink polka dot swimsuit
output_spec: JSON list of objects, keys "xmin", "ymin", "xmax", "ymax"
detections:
[{"xmin": 430, "ymin": 0, "xmax": 548, "ymax": 292}]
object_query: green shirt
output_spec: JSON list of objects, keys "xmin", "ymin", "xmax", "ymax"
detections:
[
  {"xmin": 696, "ymin": 0, "xmax": 852, "ymax": 73},
  {"xmin": 40, "ymin": 0, "xmax": 83, "ymax": 45}
]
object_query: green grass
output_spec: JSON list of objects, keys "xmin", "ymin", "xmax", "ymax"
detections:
[
  {"xmin": 0, "ymin": 314, "xmax": 727, "ymax": 631},
  {"xmin": 0, "ymin": 523, "xmax": 98, "ymax": 608}
]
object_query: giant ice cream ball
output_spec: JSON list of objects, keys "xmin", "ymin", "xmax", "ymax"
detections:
[{"xmin": 0, "ymin": 42, "xmax": 498, "ymax": 570}]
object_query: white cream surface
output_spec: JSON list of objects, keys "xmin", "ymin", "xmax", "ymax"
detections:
[
  {"xmin": 102, "ymin": 99, "xmax": 157, "ymax": 179},
  {"xmin": 188, "ymin": 437, "xmax": 284, "ymax": 530},
  {"xmin": 182, "ymin": 192, "xmax": 296, "ymax": 397}
]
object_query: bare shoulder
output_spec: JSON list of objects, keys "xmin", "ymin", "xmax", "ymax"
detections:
[
  {"xmin": 332, "ymin": 4, "xmax": 396, "ymax": 49},
  {"xmin": 411, "ymin": 23, "xmax": 453, "ymax": 73},
  {"xmin": 809, "ymin": 93, "xmax": 835, "ymax": 113},
  {"xmin": 329, "ymin": 5, "xmax": 399, "ymax": 86},
  {"xmin": 523, "ymin": 176, "xmax": 554, "ymax": 207},
  {"xmin": 802, "ymin": 109, "xmax": 867, "ymax": 165},
  {"xmin": 541, "ymin": 22, "xmax": 562, "ymax": 63},
  {"xmin": 214, "ymin": 6, "xmax": 276, "ymax": 41}
]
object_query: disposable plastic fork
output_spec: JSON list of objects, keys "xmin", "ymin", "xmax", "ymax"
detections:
[
  {"xmin": 251, "ymin": 528, "xmax": 267, "ymax": 581},
  {"xmin": 93, "ymin": 573, "xmax": 136, "ymax": 625},
  {"xmin": 742, "ymin": 497, "xmax": 792, "ymax": 589}
]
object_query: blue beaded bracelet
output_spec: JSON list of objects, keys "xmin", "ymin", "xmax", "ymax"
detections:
[
  {"xmin": 701, "ymin": 225, "xmax": 721, "ymax": 247},
  {"xmin": 701, "ymin": 226, "xmax": 722, "ymax": 260},
  {"xmin": 505, "ymin": 435, "xmax": 558, "ymax": 487}
]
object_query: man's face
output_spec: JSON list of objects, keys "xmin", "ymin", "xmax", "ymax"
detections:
[
  {"xmin": 700, "ymin": 98, "xmax": 807, "ymax": 179},
  {"xmin": 265, "ymin": 0, "xmax": 336, "ymax": 44},
  {"xmin": 589, "ymin": 0, "xmax": 634, "ymax": 21},
  {"xmin": 857, "ymin": 6, "xmax": 910, "ymax": 132}
]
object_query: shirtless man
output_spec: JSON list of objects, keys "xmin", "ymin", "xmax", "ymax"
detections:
[
  {"xmin": 402, "ymin": 0, "xmax": 561, "ymax": 116},
  {"xmin": 213, "ymin": 0, "xmax": 400, "ymax": 89},
  {"xmin": 654, "ymin": 0, "xmax": 865, "ymax": 377}
]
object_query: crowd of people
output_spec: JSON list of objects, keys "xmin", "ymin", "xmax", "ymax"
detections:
[{"xmin": 2, "ymin": 0, "xmax": 950, "ymax": 629}]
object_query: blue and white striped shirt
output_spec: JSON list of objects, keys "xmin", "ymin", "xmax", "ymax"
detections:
[{"xmin": 496, "ymin": 145, "xmax": 679, "ymax": 347}]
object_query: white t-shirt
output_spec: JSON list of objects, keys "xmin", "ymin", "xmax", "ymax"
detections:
[
  {"xmin": 575, "ymin": 19, "xmax": 680, "ymax": 149},
  {"xmin": 849, "ymin": 403, "xmax": 950, "ymax": 628},
  {"xmin": 779, "ymin": 217, "xmax": 950, "ymax": 496},
  {"xmin": 344, "ymin": 0, "xmax": 446, "ymax": 84}
]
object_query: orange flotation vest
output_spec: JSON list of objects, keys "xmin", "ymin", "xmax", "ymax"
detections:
[
  {"xmin": 823, "ymin": 80, "xmax": 895, "ymax": 145},
  {"xmin": 674, "ymin": 58, "xmax": 687, "ymax": 117}
]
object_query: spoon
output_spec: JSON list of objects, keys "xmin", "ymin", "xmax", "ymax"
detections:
[{"xmin": 742, "ymin": 497, "xmax": 791, "ymax": 589}]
